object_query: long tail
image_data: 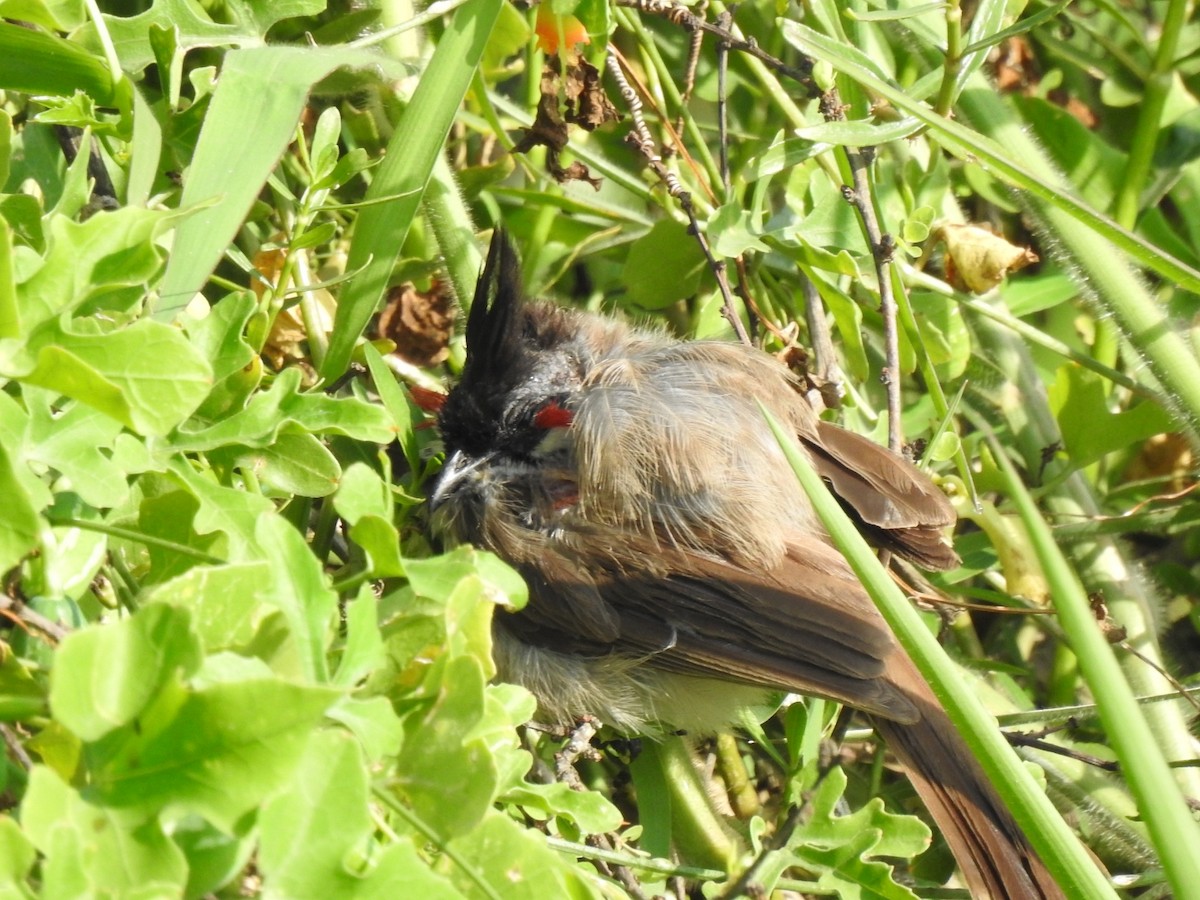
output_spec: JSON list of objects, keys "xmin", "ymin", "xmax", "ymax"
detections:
[{"xmin": 873, "ymin": 654, "xmax": 1067, "ymax": 899}]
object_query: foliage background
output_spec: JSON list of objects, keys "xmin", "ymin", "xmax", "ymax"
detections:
[{"xmin": 0, "ymin": 0, "xmax": 1198, "ymax": 897}]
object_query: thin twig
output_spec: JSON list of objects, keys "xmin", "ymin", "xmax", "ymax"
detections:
[
  {"xmin": 553, "ymin": 719, "xmax": 651, "ymax": 900},
  {"xmin": 801, "ymin": 272, "xmax": 843, "ymax": 405},
  {"xmin": 616, "ymin": 0, "xmax": 817, "ymax": 94},
  {"xmin": 842, "ymin": 143, "xmax": 903, "ymax": 452},
  {"xmin": 606, "ymin": 50, "xmax": 752, "ymax": 345},
  {"xmin": 1007, "ymin": 732, "xmax": 1119, "ymax": 772},
  {"xmin": 1119, "ymin": 631, "xmax": 1200, "ymax": 718},
  {"xmin": 712, "ymin": 9, "xmax": 758, "ymax": 340},
  {"xmin": 715, "ymin": 8, "xmax": 732, "ymax": 196},
  {"xmin": 0, "ymin": 594, "xmax": 69, "ymax": 643},
  {"xmin": 671, "ymin": 0, "xmax": 706, "ymax": 151},
  {"xmin": 733, "ymin": 255, "xmax": 758, "ymax": 341},
  {"xmin": 1, "ymin": 723, "xmax": 33, "ymax": 771}
]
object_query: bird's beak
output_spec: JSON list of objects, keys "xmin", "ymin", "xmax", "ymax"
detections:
[{"xmin": 428, "ymin": 450, "xmax": 492, "ymax": 514}]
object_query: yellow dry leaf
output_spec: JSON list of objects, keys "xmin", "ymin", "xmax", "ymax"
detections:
[{"xmin": 937, "ymin": 222, "xmax": 1038, "ymax": 293}]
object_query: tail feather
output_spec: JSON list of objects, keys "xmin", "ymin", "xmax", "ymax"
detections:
[{"xmin": 874, "ymin": 654, "xmax": 1066, "ymax": 900}]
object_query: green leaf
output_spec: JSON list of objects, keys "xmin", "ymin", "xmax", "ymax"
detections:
[
  {"xmin": 0, "ymin": 814, "xmax": 35, "ymax": 887},
  {"xmin": 362, "ymin": 342, "xmax": 429, "ymax": 477},
  {"xmin": 909, "ymin": 291, "xmax": 970, "ymax": 378},
  {"xmin": 404, "ymin": 546, "xmax": 528, "ymax": 611},
  {"xmin": 30, "ymin": 503, "xmax": 108, "ymax": 603},
  {"xmin": 173, "ymin": 817, "xmax": 254, "ymax": 899},
  {"xmin": 260, "ymin": 729, "xmax": 425, "ymax": 897},
  {"xmin": 395, "ymin": 653, "xmax": 497, "ymax": 839},
  {"xmin": 17, "ymin": 317, "xmax": 212, "ymax": 436},
  {"xmin": 33, "ymin": 91, "xmax": 125, "ymax": 138},
  {"xmin": 136, "ymin": 488, "xmax": 223, "ymax": 584},
  {"xmin": 333, "ymin": 587, "xmax": 388, "ymax": 689},
  {"xmin": 326, "ymin": 695, "xmax": 404, "ymax": 761},
  {"xmin": 0, "ymin": 0, "xmax": 85, "ymax": 31},
  {"xmin": 215, "ymin": 430, "xmax": 342, "ymax": 497},
  {"xmin": 0, "ymin": 645, "xmax": 45, "ymax": 721},
  {"xmin": 50, "ymin": 603, "xmax": 203, "ymax": 742},
  {"xmin": 21, "ymin": 766, "xmax": 188, "ymax": 898},
  {"xmin": 505, "ymin": 780, "xmax": 623, "ymax": 835},
  {"xmin": 167, "ymin": 457, "xmax": 274, "ymax": 554},
  {"xmin": 789, "ymin": 177, "xmax": 869, "ymax": 255},
  {"xmin": 444, "ymin": 810, "xmax": 600, "ymax": 899},
  {"xmin": 0, "ymin": 20, "xmax": 117, "ymax": 104},
  {"xmin": 0, "ymin": 441, "xmax": 41, "ymax": 575},
  {"xmin": 171, "ymin": 366, "xmax": 393, "ymax": 452},
  {"xmin": 349, "ymin": 515, "xmax": 406, "ymax": 578},
  {"xmin": 753, "ymin": 766, "xmax": 929, "ymax": 897},
  {"xmin": 709, "ymin": 203, "xmax": 770, "ymax": 256},
  {"xmin": 229, "ymin": 0, "xmax": 328, "ymax": 43},
  {"xmin": 0, "ymin": 194, "xmax": 45, "ymax": 253},
  {"xmin": 24, "ymin": 390, "xmax": 129, "ymax": 508},
  {"xmin": 94, "ymin": 0, "xmax": 323, "ymax": 75},
  {"xmin": 621, "ymin": 219, "xmax": 707, "ymax": 309},
  {"xmin": 803, "ymin": 764, "xmax": 930, "ymax": 853},
  {"xmin": 141, "ymin": 561, "xmax": 276, "ymax": 651},
  {"xmin": 185, "ymin": 290, "xmax": 257, "ymax": 384},
  {"xmin": 334, "ymin": 461, "xmax": 392, "ymax": 526},
  {"xmin": 0, "ymin": 224, "xmax": 14, "ymax": 343},
  {"xmin": 186, "ymin": 293, "xmax": 263, "ymax": 421},
  {"xmin": 85, "ymin": 657, "xmax": 340, "ymax": 831},
  {"xmin": 795, "ymin": 116, "xmax": 922, "ymax": 146},
  {"xmin": 252, "ymin": 513, "xmax": 337, "ymax": 682},
  {"xmin": 1048, "ymin": 366, "xmax": 1175, "ymax": 468},
  {"xmin": 22, "ymin": 208, "xmax": 178, "ymax": 327},
  {"xmin": 745, "ymin": 134, "xmax": 830, "ymax": 182}
]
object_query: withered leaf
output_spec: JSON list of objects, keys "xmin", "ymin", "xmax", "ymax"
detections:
[
  {"xmin": 513, "ymin": 57, "xmax": 616, "ymax": 189},
  {"xmin": 564, "ymin": 57, "xmax": 620, "ymax": 131},
  {"xmin": 936, "ymin": 222, "xmax": 1038, "ymax": 293},
  {"xmin": 377, "ymin": 281, "xmax": 454, "ymax": 368}
]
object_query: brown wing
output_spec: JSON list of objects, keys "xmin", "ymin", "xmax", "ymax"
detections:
[
  {"xmin": 505, "ymin": 532, "xmax": 919, "ymax": 723},
  {"xmin": 806, "ymin": 421, "xmax": 959, "ymax": 570}
]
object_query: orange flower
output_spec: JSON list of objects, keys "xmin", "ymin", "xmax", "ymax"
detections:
[{"xmin": 534, "ymin": 5, "xmax": 589, "ymax": 55}]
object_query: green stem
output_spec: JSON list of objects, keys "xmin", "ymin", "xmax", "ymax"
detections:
[
  {"xmin": 968, "ymin": 312, "xmax": 1200, "ymax": 801},
  {"xmin": 46, "ymin": 515, "xmax": 224, "ymax": 565},
  {"xmin": 1112, "ymin": 0, "xmax": 1190, "ymax": 228},
  {"xmin": 990, "ymin": 433, "xmax": 1200, "ymax": 900},
  {"xmin": 934, "ymin": 0, "xmax": 963, "ymax": 116},
  {"xmin": 783, "ymin": 23, "xmax": 1200, "ymax": 435},
  {"xmin": 631, "ymin": 736, "xmax": 741, "ymax": 872}
]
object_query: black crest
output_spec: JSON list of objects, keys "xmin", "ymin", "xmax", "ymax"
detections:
[
  {"xmin": 461, "ymin": 229, "xmax": 529, "ymax": 395},
  {"xmin": 438, "ymin": 231, "xmax": 538, "ymax": 459}
]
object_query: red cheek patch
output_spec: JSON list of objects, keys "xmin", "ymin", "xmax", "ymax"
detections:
[{"xmin": 533, "ymin": 400, "xmax": 574, "ymax": 430}]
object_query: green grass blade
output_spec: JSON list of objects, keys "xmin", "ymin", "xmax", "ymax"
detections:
[
  {"xmin": 156, "ymin": 46, "xmax": 401, "ymax": 317},
  {"xmin": 760, "ymin": 405, "xmax": 1116, "ymax": 900},
  {"xmin": 0, "ymin": 21, "xmax": 117, "ymax": 104},
  {"xmin": 989, "ymin": 433, "xmax": 1200, "ymax": 900},
  {"xmin": 320, "ymin": 0, "xmax": 504, "ymax": 381}
]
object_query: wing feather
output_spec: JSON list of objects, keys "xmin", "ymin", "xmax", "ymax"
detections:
[{"xmin": 505, "ymin": 533, "xmax": 919, "ymax": 722}]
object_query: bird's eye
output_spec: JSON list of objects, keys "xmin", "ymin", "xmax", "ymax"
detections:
[{"xmin": 532, "ymin": 400, "xmax": 573, "ymax": 430}]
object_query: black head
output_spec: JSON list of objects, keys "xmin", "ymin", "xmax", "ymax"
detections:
[{"xmin": 437, "ymin": 230, "xmax": 582, "ymax": 464}]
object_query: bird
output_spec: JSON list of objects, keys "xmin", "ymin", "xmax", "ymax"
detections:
[{"xmin": 426, "ymin": 229, "xmax": 1065, "ymax": 899}]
